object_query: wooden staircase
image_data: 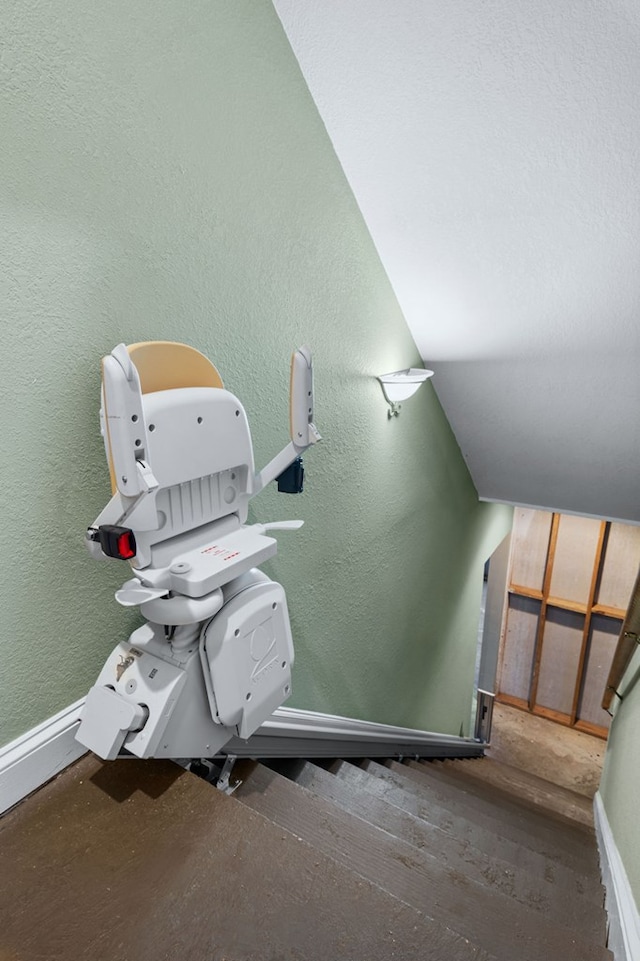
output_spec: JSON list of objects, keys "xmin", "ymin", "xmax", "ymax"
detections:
[{"xmin": 0, "ymin": 751, "xmax": 610, "ymax": 960}]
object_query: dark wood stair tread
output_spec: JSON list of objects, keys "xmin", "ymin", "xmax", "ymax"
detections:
[
  {"xmin": 235, "ymin": 761, "xmax": 610, "ymax": 961},
  {"xmin": 0, "ymin": 754, "xmax": 485, "ymax": 961},
  {"xmin": 416, "ymin": 758, "xmax": 595, "ymax": 835},
  {"xmin": 335, "ymin": 759, "xmax": 600, "ymax": 884},
  {"xmin": 380, "ymin": 758, "xmax": 598, "ymax": 870},
  {"xmin": 438, "ymin": 757, "xmax": 595, "ymax": 829},
  {"xmin": 387, "ymin": 759, "xmax": 596, "ymax": 860},
  {"xmin": 290, "ymin": 760, "xmax": 605, "ymax": 937}
]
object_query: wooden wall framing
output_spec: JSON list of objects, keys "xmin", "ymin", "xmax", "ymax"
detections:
[{"xmin": 497, "ymin": 510, "xmax": 640, "ymax": 739}]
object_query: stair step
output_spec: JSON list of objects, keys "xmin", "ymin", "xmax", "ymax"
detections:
[
  {"xmin": 290, "ymin": 760, "xmax": 605, "ymax": 938},
  {"xmin": 334, "ymin": 759, "xmax": 601, "ymax": 887},
  {"xmin": 438, "ymin": 757, "xmax": 594, "ymax": 829},
  {"xmin": 0, "ymin": 754, "xmax": 473, "ymax": 961},
  {"xmin": 415, "ymin": 758, "xmax": 594, "ymax": 834},
  {"xmin": 235, "ymin": 761, "xmax": 610, "ymax": 961},
  {"xmin": 387, "ymin": 759, "xmax": 595, "ymax": 857},
  {"xmin": 380, "ymin": 759, "xmax": 598, "ymax": 873}
]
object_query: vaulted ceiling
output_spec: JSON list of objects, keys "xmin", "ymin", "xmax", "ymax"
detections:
[{"xmin": 275, "ymin": 0, "xmax": 640, "ymax": 523}]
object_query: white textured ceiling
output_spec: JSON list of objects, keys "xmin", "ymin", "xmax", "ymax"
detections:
[{"xmin": 275, "ymin": 0, "xmax": 640, "ymax": 523}]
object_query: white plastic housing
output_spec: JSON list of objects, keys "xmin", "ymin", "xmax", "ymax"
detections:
[
  {"xmin": 290, "ymin": 346, "xmax": 318, "ymax": 447},
  {"xmin": 78, "ymin": 685, "xmax": 148, "ymax": 760},
  {"xmin": 143, "ymin": 387, "xmax": 254, "ymax": 491},
  {"xmin": 76, "ymin": 625, "xmax": 233, "ymax": 760},
  {"xmin": 169, "ymin": 526, "xmax": 278, "ymax": 598},
  {"xmin": 102, "ymin": 353, "xmax": 147, "ymax": 497},
  {"xmin": 201, "ymin": 580, "xmax": 294, "ymax": 740}
]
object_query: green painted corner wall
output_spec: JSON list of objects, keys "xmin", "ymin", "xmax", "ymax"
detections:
[
  {"xmin": 0, "ymin": 0, "xmax": 512, "ymax": 747},
  {"xmin": 599, "ymin": 648, "xmax": 640, "ymax": 907}
]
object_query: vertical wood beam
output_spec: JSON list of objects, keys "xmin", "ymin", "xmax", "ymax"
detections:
[
  {"xmin": 571, "ymin": 521, "xmax": 608, "ymax": 724},
  {"xmin": 529, "ymin": 513, "xmax": 560, "ymax": 711}
]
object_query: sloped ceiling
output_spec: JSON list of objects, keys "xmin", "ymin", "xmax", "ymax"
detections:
[{"xmin": 275, "ymin": 0, "xmax": 640, "ymax": 523}]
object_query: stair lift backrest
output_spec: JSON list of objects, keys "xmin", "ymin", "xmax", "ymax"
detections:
[
  {"xmin": 143, "ymin": 385, "xmax": 254, "ymax": 523},
  {"xmin": 100, "ymin": 341, "xmax": 255, "ymax": 568}
]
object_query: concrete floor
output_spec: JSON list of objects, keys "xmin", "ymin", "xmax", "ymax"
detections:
[{"xmin": 487, "ymin": 702, "xmax": 606, "ymax": 799}]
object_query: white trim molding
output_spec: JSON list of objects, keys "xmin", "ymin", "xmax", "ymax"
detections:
[
  {"xmin": 594, "ymin": 790, "xmax": 640, "ymax": 961},
  {"xmin": 0, "ymin": 699, "xmax": 87, "ymax": 816},
  {"xmin": 0, "ymin": 699, "xmax": 482, "ymax": 816}
]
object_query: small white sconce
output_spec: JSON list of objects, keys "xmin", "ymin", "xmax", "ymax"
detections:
[{"xmin": 377, "ymin": 368, "xmax": 434, "ymax": 417}]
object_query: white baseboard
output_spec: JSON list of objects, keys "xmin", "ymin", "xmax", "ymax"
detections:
[
  {"xmin": 594, "ymin": 790, "xmax": 640, "ymax": 961},
  {"xmin": 0, "ymin": 698, "xmax": 481, "ymax": 816},
  {"xmin": 0, "ymin": 700, "xmax": 87, "ymax": 815}
]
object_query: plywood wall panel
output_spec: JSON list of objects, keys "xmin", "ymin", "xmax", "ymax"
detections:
[
  {"xmin": 597, "ymin": 523, "xmax": 640, "ymax": 612},
  {"xmin": 500, "ymin": 595, "xmax": 540, "ymax": 701},
  {"xmin": 549, "ymin": 515, "xmax": 601, "ymax": 605},
  {"xmin": 535, "ymin": 608, "xmax": 584, "ymax": 715},
  {"xmin": 510, "ymin": 509, "xmax": 552, "ymax": 591},
  {"xmin": 577, "ymin": 615, "xmax": 619, "ymax": 730}
]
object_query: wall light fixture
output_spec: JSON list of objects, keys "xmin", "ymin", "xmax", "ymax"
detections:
[{"xmin": 377, "ymin": 368, "xmax": 434, "ymax": 417}]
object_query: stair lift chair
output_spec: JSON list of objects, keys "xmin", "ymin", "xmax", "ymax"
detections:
[{"xmin": 76, "ymin": 341, "xmax": 320, "ymax": 762}]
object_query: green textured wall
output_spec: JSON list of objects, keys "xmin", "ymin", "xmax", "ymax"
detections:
[
  {"xmin": 0, "ymin": 0, "xmax": 512, "ymax": 747},
  {"xmin": 599, "ymin": 649, "xmax": 640, "ymax": 906}
]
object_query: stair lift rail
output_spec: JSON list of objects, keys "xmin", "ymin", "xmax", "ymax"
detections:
[{"xmin": 76, "ymin": 341, "xmax": 320, "ymax": 762}]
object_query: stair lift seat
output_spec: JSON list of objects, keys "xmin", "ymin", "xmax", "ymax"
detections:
[{"xmin": 76, "ymin": 340, "xmax": 320, "ymax": 762}]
